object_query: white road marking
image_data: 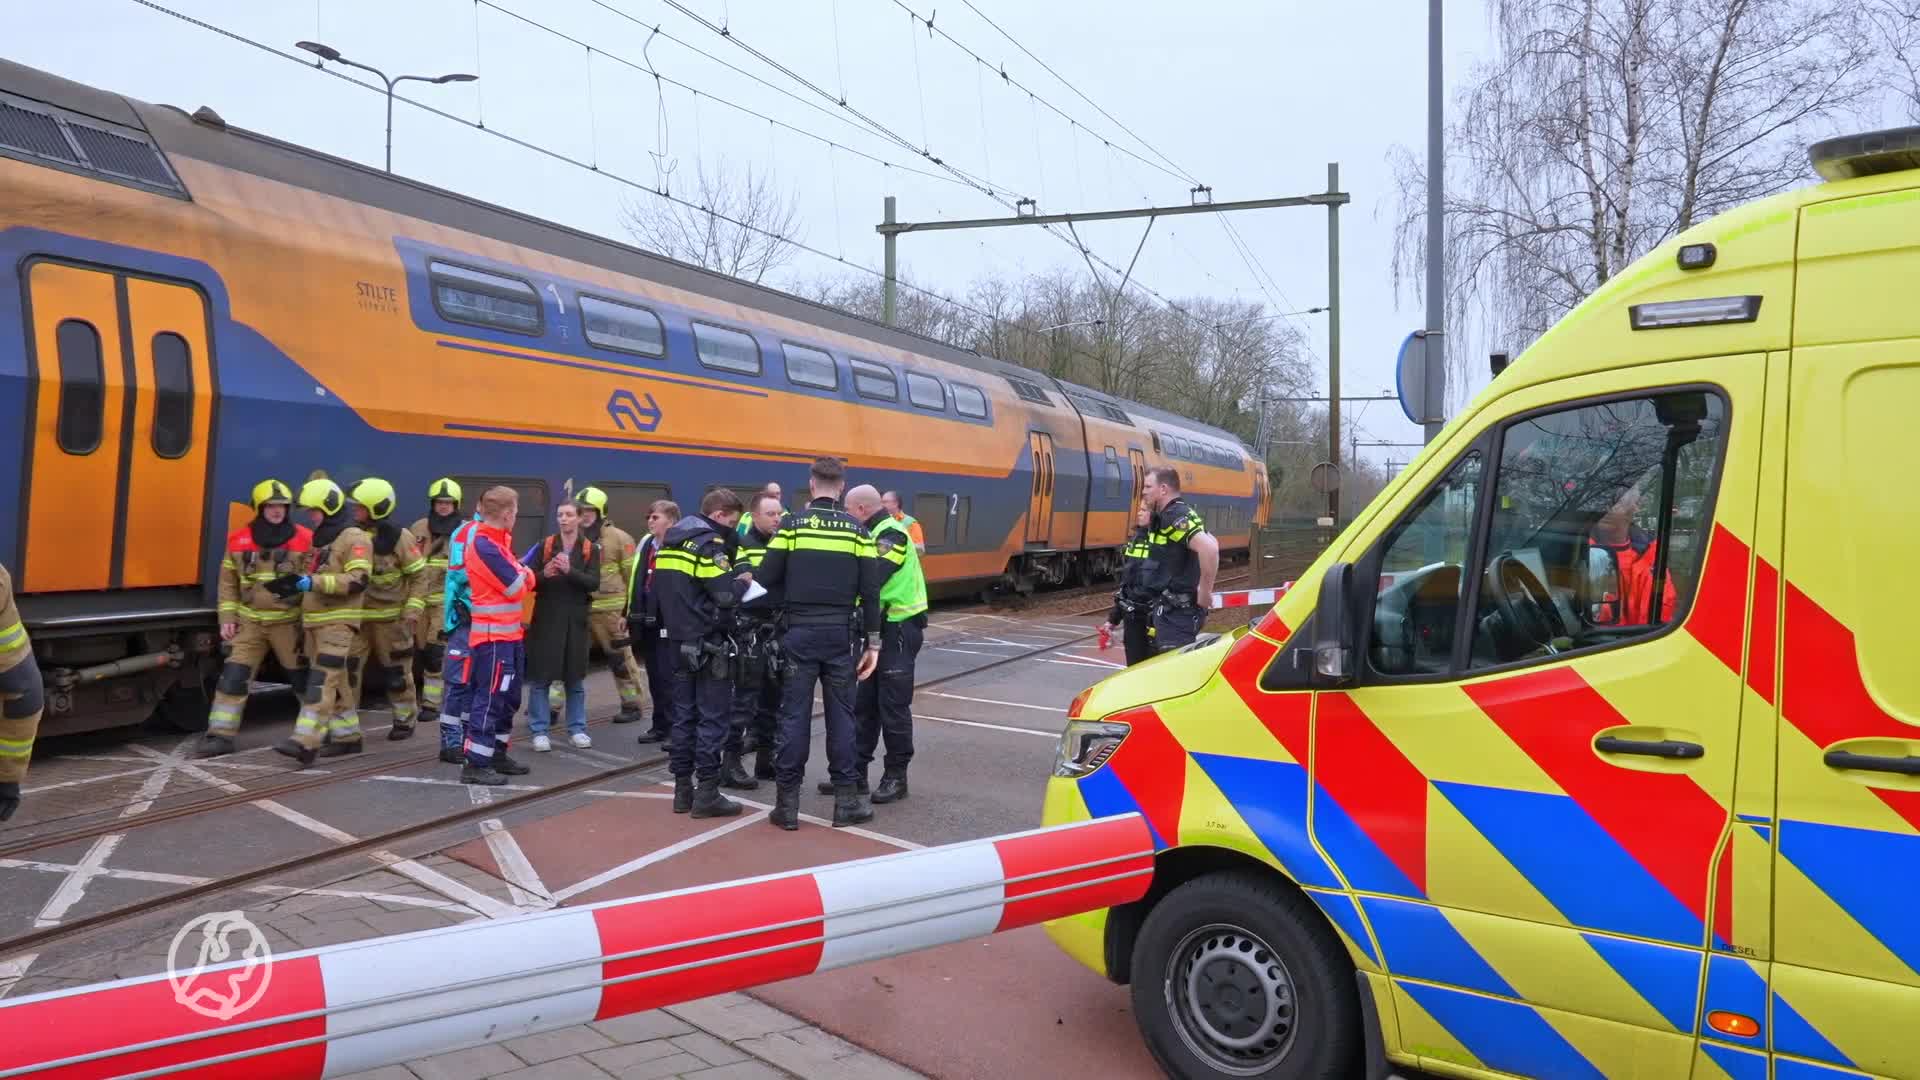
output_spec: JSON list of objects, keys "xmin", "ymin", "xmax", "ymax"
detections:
[
  {"xmin": 570, "ymin": 746, "xmax": 632, "ymax": 768},
  {"xmin": 0, "ymin": 856, "xmax": 467, "ymax": 912},
  {"xmin": 2, "ymin": 857, "xmax": 204, "ymax": 886},
  {"xmin": 376, "ymin": 856, "xmax": 519, "ymax": 920},
  {"xmin": 584, "ymin": 790, "xmax": 677, "ymax": 801},
  {"xmin": 1037, "ymin": 656, "xmax": 1120, "ymax": 670},
  {"xmin": 921, "ymin": 714, "xmax": 1060, "ymax": 739},
  {"xmin": 33, "ymin": 834, "xmax": 123, "ymax": 927},
  {"xmin": 924, "ymin": 691, "xmax": 1065, "ymax": 713},
  {"xmin": 361, "ymin": 774, "xmax": 540, "ymax": 792},
  {"xmin": 254, "ymin": 798, "xmax": 358, "ymax": 844},
  {"xmin": 0, "ymin": 953, "xmax": 38, "ymax": 1000},
  {"xmin": 481, "ymin": 818, "xmax": 552, "ymax": 910},
  {"xmin": 1055, "ymin": 651, "xmax": 1125, "ymax": 669},
  {"xmin": 705, "ymin": 789, "xmax": 924, "ymax": 849},
  {"xmin": 550, "ymin": 814, "xmax": 764, "ymax": 902},
  {"xmin": 20, "ymin": 767, "xmax": 156, "ymax": 796},
  {"xmin": 247, "ymin": 884, "xmax": 469, "ymax": 912}
]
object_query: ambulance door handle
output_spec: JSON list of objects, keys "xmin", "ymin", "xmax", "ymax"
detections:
[
  {"xmin": 1823, "ymin": 749, "xmax": 1920, "ymax": 776},
  {"xmin": 1595, "ymin": 735, "xmax": 1704, "ymax": 760}
]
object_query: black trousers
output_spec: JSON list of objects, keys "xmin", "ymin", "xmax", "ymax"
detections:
[
  {"xmin": 776, "ymin": 622, "xmax": 859, "ymax": 788},
  {"xmin": 727, "ymin": 671, "xmax": 780, "ymax": 755},
  {"xmin": 1152, "ymin": 604, "xmax": 1208, "ymax": 654},
  {"xmin": 855, "ymin": 615, "xmax": 924, "ymax": 775},
  {"xmin": 667, "ymin": 641, "xmax": 731, "ymax": 781},
  {"xmin": 1122, "ymin": 608, "xmax": 1154, "ymax": 666},
  {"xmin": 634, "ymin": 627, "xmax": 673, "ymax": 738}
]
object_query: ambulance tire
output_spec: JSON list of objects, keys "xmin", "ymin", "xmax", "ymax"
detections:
[{"xmin": 1129, "ymin": 871, "xmax": 1359, "ymax": 1080}]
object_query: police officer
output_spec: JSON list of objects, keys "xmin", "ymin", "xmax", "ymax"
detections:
[
  {"xmin": 349, "ymin": 478, "xmax": 429, "ymax": 740},
  {"xmin": 753, "ymin": 457, "xmax": 882, "ymax": 831},
  {"xmin": 269, "ymin": 478, "xmax": 373, "ymax": 766},
  {"xmin": 459, "ymin": 486, "xmax": 536, "ymax": 785},
  {"xmin": 628, "ymin": 500, "xmax": 679, "ymax": 746},
  {"xmin": 1104, "ymin": 500, "xmax": 1156, "ymax": 666},
  {"xmin": 1142, "ymin": 467, "xmax": 1219, "ymax": 654},
  {"xmin": 653, "ymin": 490, "xmax": 751, "ymax": 818},
  {"xmin": 437, "ymin": 508, "xmax": 481, "ymax": 764},
  {"xmin": 842, "ymin": 485, "xmax": 927, "ymax": 805},
  {"xmin": 0, "ymin": 562, "xmax": 43, "ymax": 822},
  {"xmin": 574, "ymin": 487, "xmax": 647, "ymax": 725},
  {"xmin": 725, "ymin": 491, "xmax": 786, "ymax": 787},
  {"xmin": 205, "ymin": 480, "xmax": 315, "ymax": 756},
  {"xmin": 409, "ymin": 478, "xmax": 463, "ymax": 734}
]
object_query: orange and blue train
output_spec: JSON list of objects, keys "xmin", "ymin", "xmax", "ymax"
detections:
[{"xmin": 0, "ymin": 59, "xmax": 1269, "ymax": 735}]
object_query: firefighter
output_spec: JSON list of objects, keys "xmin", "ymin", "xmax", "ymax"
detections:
[
  {"xmin": 0, "ymin": 562, "xmax": 43, "ymax": 822},
  {"xmin": 1142, "ymin": 467, "xmax": 1219, "ymax": 654},
  {"xmin": 654, "ymin": 489, "xmax": 751, "ymax": 818},
  {"xmin": 1104, "ymin": 500, "xmax": 1157, "ymax": 666},
  {"xmin": 459, "ymin": 486, "xmax": 535, "ymax": 785},
  {"xmin": 348, "ymin": 478, "xmax": 428, "ymax": 740},
  {"xmin": 725, "ymin": 490, "xmax": 786, "ymax": 787},
  {"xmin": 842, "ymin": 485, "xmax": 927, "ymax": 805},
  {"xmin": 437, "ymin": 509, "xmax": 482, "ymax": 764},
  {"xmin": 752, "ymin": 456, "xmax": 882, "ymax": 831},
  {"xmin": 268, "ymin": 478, "xmax": 373, "ymax": 766},
  {"xmin": 574, "ymin": 487, "xmax": 647, "ymax": 725},
  {"xmin": 204, "ymin": 480, "xmax": 315, "ymax": 757},
  {"xmin": 408, "ymin": 478, "xmax": 462, "ymax": 734}
]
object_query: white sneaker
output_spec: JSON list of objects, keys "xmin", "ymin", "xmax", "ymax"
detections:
[
  {"xmin": 532, "ymin": 734, "xmax": 552, "ymax": 753},
  {"xmin": 570, "ymin": 732, "xmax": 593, "ymax": 749}
]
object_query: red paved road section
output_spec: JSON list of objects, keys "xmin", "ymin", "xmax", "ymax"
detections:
[
  {"xmin": 443, "ymin": 792, "xmax": 1163, "ymax": 1078},
  {"xmin": 754, "ymin": 927, "xmax": 1161, "ymax": 1080}
]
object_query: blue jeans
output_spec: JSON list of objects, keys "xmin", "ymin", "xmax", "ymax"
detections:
[{"xmin": 528, "ymin": 680, "xmax": 587, "ymax": 736}]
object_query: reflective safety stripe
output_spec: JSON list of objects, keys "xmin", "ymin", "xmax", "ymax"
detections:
[
  {"xmin": 218, "ymin": 601, "xmax": 240, "ymax": 615},
  {"xmin": 301, "ymin": 608, "xmax": 366, "ymax": 625},
  {"xmin": 359, "ymin": 605, "xmax": 406, "ymax": 622},
  {"xmin": 591, "ymin": 596, "xmax": 628, "ymax": 612},
  {"xmin": 427, "ymin": 558, "xmax": 450, "ymax": 568},
  {"xmin": 400, "ymin": 558, "xmax": 427, "ymax": 574},
  {"xmin": 0, "ymin": 736, "xmax": 33, "ymax": 758},
  {"xmin": 404, "ymin": 598, "xmax": 427, "ymax": 612},
  {"xmin": 0, "ymin": 623, "xmax": 27, "ymax": 652},
  {"xmin": 344, "ymin": 559, "xmax": 373, "ymax": 573},
  {"xmin": 235, "ymin": 605, "xmax": 301, "ymax": 624},
  {"xmin": 370, "ymin": 572, "xmax": 404, "ymax": 586},
  {"xmin": 470, "ymin": 602, "xmax": 521, "ymax": 616}
]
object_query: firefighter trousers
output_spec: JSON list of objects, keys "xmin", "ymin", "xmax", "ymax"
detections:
[
  {"xmin": 0, "ymin": 659, "xmax": 44, "ymax": 787},
  {"xmin": 209, "ymin": 620, "xmax": 304, "ymax": 738},
  {"xmin": 359, "ymin": 617, "xmax": 418, "ymax": 731},
  {"xmin": 294, "ymin": 623, "xmax": 366, "ymax": 750},
  {"xmin": 588, "ymin": 610, "xmax": 645, "ymax": 716},
  {"xmin": 417, "ymin": 610, "xmax": 447, "ymax": 720}
]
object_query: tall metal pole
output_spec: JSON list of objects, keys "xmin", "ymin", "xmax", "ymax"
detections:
[
  {"xmin": 1424, "ymin": 0, "xmax": 1447, "ymax": 442},
  {"xmin": 1327, "ymin": 162, "xmax": 1342, "ymax": 524},
  {"xmin": 384, "ymin": 77, "xmax": 396, "ymax": 173},
  {"xmin": 882, "ymin": 196, "xmax": 898, "ymax": 325}
]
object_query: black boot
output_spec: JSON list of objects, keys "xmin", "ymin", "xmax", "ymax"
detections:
[
  {"xmin": 387, "ymin": 722, "xmax": 414, "ymax": 741},
  {"xmin": 691, "ymin": 777, "xmax": 743, "ymax": 818},
  {"xmin": 818, "ymin": 774, "xmax": 868, "ymax": 796},
  {"xmin": 439, "ymin": 746, "xmax": 463, "ymax": 764},
  {"xmin": 614, "ymin": 705, "xmax": 643, "ymax": 724},
  {"xmin": 318, "ymin": 739, "xmax": 363, "ymax": 758},
  {"xmin": 833, "ymin": 783, "xmax": 874, "ymax": 827},
  {"xmin": 493, "ymin": 753, "xmax": 530, "ymax": 776},
  {"xmin": 872, "ymin": 770, "xmax": 909, "ymax": 804},
  {"xmin": 672, "ymin": 775, "xmax": 694, "ymax": 813},
  {"xmin": 720, "ymin": 753, "xmax": 759, "ymax": 790},
  {"xmin": 753, "ymin": 746, "xmax": 775, "ymax": 780},
  {"xmin": 197, "ymin": 735, "xmax": 235, "ymax": 758},
  {"xmin": 637, "ymin": 729, "xmax": 668, "ymax": 745},
  {"xmin": 274, "ymin": 738, "xmax": 317, "ymax": 767},
  {"xmin": 462, "ymin": 763, "xmax": 508, "ymax": 786},
  {"xmin": 769, "ymin": 782, "xmax": 800, "ymax": 831}
]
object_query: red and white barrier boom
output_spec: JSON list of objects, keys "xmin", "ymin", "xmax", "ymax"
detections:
[
  {"xmin": 1210, "ymin": 584, "xmax": 1290, "ymax": 609},
  {"xmin": 0, "ymin": 814, "xmax": 1153, "ymax": 1080}
]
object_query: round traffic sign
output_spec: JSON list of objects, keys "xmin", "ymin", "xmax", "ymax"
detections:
[{"xmin": 1310, "ymin": 461, "xmax": 1341, "ymax": 493}]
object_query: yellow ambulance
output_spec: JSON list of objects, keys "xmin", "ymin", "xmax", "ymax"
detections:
[{"xmin": 1042, "ymin": 127, "xmax": 1920, "ymax": 1080}]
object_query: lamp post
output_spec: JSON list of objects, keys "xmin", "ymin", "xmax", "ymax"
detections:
[{"xmin": 295, "ymin": 41, "xmax": 476, "ymax": 172}]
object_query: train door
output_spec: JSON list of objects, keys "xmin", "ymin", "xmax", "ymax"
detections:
[
  {"xmin": 1129, "ymin": 448, "xmax": 1147, "ymax": 508},
  {"xmin": 1026, "ymin": 431, "xmax": 1055, "ymax": 546},
  {"xmin": 20, "ymin": 261, "xmax": 214, "ymax": 591}
]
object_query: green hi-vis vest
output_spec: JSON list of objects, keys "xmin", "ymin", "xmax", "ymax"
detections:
[{"xmin": 872, "ymin": 515, "xmax": 929, "ymax": 622}]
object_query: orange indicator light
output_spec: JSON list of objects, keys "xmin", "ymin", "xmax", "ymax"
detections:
[{"xmin": 1708, "ymin": 1011, "xmax": 1760, "ymax": 1038}]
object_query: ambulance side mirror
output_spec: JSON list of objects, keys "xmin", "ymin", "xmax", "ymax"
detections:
[{"xmin": 1312, "ymin": 562, "xmax": 1358, "ymax": 686}]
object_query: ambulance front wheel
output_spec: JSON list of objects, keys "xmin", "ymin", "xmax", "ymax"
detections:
[{"xmin": 1130, "ymin": 871, "xmax": 1359, "ymax": 1079}]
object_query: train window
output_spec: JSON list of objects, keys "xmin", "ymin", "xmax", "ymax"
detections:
[
  {"xmin": 451, "ymin": 476, "xmax": 549, "ymax": 552},
  {"xmin": 913, "ymin": 494, "xmax": 949, "ymax": 548},
  {"xmin": 580, "ymin": 295, "xmax": 666, "ymax": 358},
  {"xmin": 1104, "ymin": 447, "xmax": 1122, "ymax": 498},
  {"xmin": 782, "ymin": 343, "xmax": 839, "ymax": 390},
  {"xmin": 851, "ymin": 358, "xmax": 898, "ymax": 401},
  {"xmin": 952, "ymin": 383, "xmax": 988, "ymax": 419},
  {"xmin": 54, "ymin": 318, "xmax": 104, "ymax": 455},
  {"xmin": 1004, "ymin": 374, "xmax": 1054, "ymax": 407},
  {"xmin": 953, "ymin": 495, "xmax": 971, "ymax": 546},
  {"xmin": 150, "ymin": 331, "xmax": 194, "ymax": 458},
  {"xmin": 906, "ymin": 372, "xmax": 946, "ymax": 411},
  {"xmin": 1150, "ymin": 432, "xmax": 1162, "ymax": 454},
  {"xmin": 693, "ymin": 323, "xmax": 762, "ymax": 375},
  {"xmin": 429, "ymin": 261, "xmax": 542, "ymax": 336},
  {"xmin": 588, "ymin": 482, "xmax": 672, "ymax": 534}
]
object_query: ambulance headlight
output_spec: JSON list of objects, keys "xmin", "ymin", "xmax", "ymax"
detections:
[{"xmin": 1054, "ymin": 720, "xmax": 1131, "ymax": 778}]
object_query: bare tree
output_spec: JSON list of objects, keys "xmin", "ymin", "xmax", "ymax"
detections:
[
  {"xmin": 1391, "ymin": 0, "xmax": 1875, "ymax": 399},
  {"xmin": 1868, "ymin": 0, "xmax": 1920, "ymax": 119},
  {"xmin": 622, "ymin": 156, "xmax": 802, "ymax": 283}
]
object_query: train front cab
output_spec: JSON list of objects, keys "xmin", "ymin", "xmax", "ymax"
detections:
[{"xmin": 1038, "ymin": 131, "xmax": 1920, "ymax": 1080}]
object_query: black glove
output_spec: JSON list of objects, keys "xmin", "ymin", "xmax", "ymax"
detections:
[
  {"xmin": 0, "ymin": 782, "xmax": 19, "ymax": 823},
  {"xmin": 264, "ymin": 573, "xmax": 303, "ymax": 599}
]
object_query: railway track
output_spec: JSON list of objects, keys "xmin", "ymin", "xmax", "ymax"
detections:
[{"xmin": 0, "ymin": 598, "xmax": 1148, "ymax": 961}]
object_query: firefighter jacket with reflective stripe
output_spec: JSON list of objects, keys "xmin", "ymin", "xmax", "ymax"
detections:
[
  {"xmin": 443, "ymin": 518, "xmax": 479, "ymax": 635},
  {"xmin": 301, "ymin": 527, "xmax": 374, "ymax": 626},
  {"xmin": 465, "ymin": 523, "xmax": 533, "ymax": 646},
  {"xmin": 0, "ymin": 564, "xmax": 39, "ymax": 777},
  {"xmin": 408, "ymin": 517, "xmax": 454, "ymax": 611},
  {"xmin": 735, "ymin": 525, "xmax": 783, "ymax": 617},
  {"xmin": 362, "ymin": 527, "xmax": 429, "ymax": 624},
  {"xmin": 1145, "ymin": 498, "xmax": 1207, "ymax": 597},
  {"xmin": 868, "ymin": 513, "xmax": 928, "ymax": 623},
  {"xmin": 591, "ymin": 522, "xmax": 639, "ymax": 614},
  {"xmin": 218, "ymin": 524, "xmax": 315, "ymax": 625},
  {"xmin": 654, "ymin": 515, "xmax": 747, "ymax": 642},
  {"xmin": 756, "ymin": 497, "xmax": 882, "ymax": 635}
]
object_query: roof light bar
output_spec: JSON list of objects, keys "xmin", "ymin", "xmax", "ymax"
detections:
[{"xmin": 1628, "ymin": 295, "xmax": 1761, "ymax": 330}]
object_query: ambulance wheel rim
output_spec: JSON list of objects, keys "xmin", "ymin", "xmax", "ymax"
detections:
[{"xmin": 1167, "ymin": 922, "xmax": 1296, "ymax": 1073}]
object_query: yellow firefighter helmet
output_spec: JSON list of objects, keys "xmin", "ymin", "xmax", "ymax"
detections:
[
  {"xmin": 349, "ymin": 477, "xmax": 398, "ymax": 521},
  {"xmin": 427, "ymin": 477, "xmax": 463, "ymax": 505},
  {"xmin": 250, "ymin": 479, "xmax": 293, "ymax": 512},
  {"xmin": 297, "ymin": 478, "xmax": 345, "ymax": 517}
]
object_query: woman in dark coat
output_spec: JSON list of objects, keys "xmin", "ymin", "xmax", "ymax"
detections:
[{"xmin": 521, "ymin": 501, "xmax": 600, "ymax": 751}]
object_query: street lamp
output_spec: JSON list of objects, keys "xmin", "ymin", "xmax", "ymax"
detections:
[
  {"xmin": 296, "ymin": 40, "xmax": 476, "ymax": 172},
  {"xmin": 1212, "ymin": 306, "xmax": 1328, "ymax": 332}
]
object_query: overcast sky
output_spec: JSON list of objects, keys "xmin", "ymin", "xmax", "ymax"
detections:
[{"xmin": 15, "ymin": 0, "xmax": 1500, "ymax": 468}]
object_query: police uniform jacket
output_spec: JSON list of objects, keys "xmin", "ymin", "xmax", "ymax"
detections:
[
  {"xmin": 1145, "ymin": 498, "xmax": 1207, "ymax": 600},
  {"xmin": 1108, "ymin": 525, "xmax": 1153, "ymax": 624},
  {"xmin": 755, "ymin": 497, "xmax": 882, "ymax": 637},
  {"xmin": 735, "ymin": 525, "xmax": 784, "ymax": 619},
  {"xmin": 653, "ymin": 514, "xmax": 748, "ymax": 642}
]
